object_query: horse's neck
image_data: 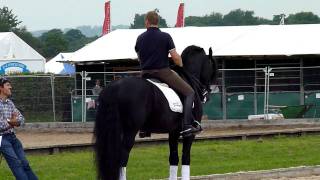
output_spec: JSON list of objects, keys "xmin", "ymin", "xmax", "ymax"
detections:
[
  {"xmin": 174, "ymin": 66, "xmax": 204, "ymax": 121},
  {"xmin": 172, "ymin": 66, "xmax": 204, "ymax": 96}
]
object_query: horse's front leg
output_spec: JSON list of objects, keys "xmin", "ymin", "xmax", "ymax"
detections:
[
  {"xmin": 168, "ymin": 131, "xmax": 180, "ymax": 180},
  {"xmin": 181, "ymin": 135, "xmax": 195, "ymax": 180}
]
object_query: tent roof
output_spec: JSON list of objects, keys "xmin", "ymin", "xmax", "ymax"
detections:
[
  {"xmin": 69, "ymin": 24, "xmax": 320, "ymax": 62},
  {"xmin": 0, "ymin": 32, "xmax": 45, "ymax": 61},
  {"xmin": 45, "ymin": 53, "xmax": 75, "ymax": 74}
]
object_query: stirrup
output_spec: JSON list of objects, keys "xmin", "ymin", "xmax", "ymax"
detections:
[
  {"xmin": 180, "ymin": 128, "xmax": 194, "ymax": 137},
  {"xmin": 180, "ymin": 125, "xmax": 202, "ymax": 137},
  {"xmin": 193, "ymin": 120, "xmax": 201, "ymax": 127}
]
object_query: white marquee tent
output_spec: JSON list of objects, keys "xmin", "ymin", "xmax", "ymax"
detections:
[
  {"xmin": 68, "ymin": 24, "xmax": 320, "ymax": 63},
  {"xmin": 0, "ymin": 32, "xmax": 45, "ymax": 74},
  {"xmin": 45, "ymin": 53, "xmax": 75, "ymax": 74}
]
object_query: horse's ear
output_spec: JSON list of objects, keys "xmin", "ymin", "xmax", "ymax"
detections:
[{"xmin": 209, "ymin": 47, "xmax": 213, "ymax": 57}]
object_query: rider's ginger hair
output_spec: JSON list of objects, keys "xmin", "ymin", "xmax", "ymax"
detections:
[{"xmin": 145, "ymin": 11, "xmax": 159, "ymax": 25}]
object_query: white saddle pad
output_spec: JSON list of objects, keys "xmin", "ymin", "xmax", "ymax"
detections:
[{"xmin": 147, "ymin": 79, "xmax": 183, "ymax": 113}]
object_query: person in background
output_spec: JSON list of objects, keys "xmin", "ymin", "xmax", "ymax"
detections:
[
  {"xmin": 135, "ymin": 10, "xmax": 202, "ymax": 137},
  {"xmin": 0, "ymin": 77, "xmax": 38, "ymax": 180},
  {"xmin": 92, "ymin": 79, "xmax": 103, "ymax": 96}
]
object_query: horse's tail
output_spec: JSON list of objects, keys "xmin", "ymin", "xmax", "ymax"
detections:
[{"xmin": 94, "ymin": 86, "xmax": 122, "ymax": 180}]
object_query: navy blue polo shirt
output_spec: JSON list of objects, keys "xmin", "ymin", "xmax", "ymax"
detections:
[{"xmin": 135, "ymin": 27, "xmax": 175, "ymax": 70}]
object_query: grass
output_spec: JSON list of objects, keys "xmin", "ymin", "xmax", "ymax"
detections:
[{"xmin": 1, "ymin": 135, "xmax": 320, "ymax": 179}]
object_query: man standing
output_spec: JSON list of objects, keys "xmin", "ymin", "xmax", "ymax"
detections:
[
  {"xmin": 135, "ymin": 11, "xmax": 201, "ymax": 137},
  {"xmin": 0, "ymin": 77, "xmax": 38, "ymax": 180},
  {"xmin": 92, "ymin": 79, "xmax": 103, "ymax": 96}
]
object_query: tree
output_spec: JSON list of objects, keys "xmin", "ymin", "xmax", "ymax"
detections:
[
  {"xmin": 185, "ymin": 9, "xmax": 271, "ymax": 27},
  {"xmin": 64, "ymin": 29, "xmax": 86, "ymax": 42},
  {"xmin": 64, "ymin": 29, "xmax": 97, "ymax": 52},
  {"xmin": 185, "ymin": 12, "xmax": 223, "ymax": 26},
  {"xmin": 14, "ymin": 27, "xmax": 44, "ymax": 55},
  {"xmin": 0, "ymin": 7, "xmax": 43, "ymax": 56},
  {"xmin": 286, "ymin": 12, "xmax": 320, "ymax": 24},
  {"xmin": 271, "ymin": 14, "xmax": 284, "ymax": 25},
  {"xmin": 130, "ymin": 9, "xmax": 168, "ymax": 29},
  {"xmin": 0, "ymin": 6, "xmax": 21, "ymax": 32},
  {"xmin": 223, "ymin": 9, "xmax": 269, "ymax": 26},
  {"xmin": 40, "ymin": 29, "xmax": 68, "ymax": 58}
]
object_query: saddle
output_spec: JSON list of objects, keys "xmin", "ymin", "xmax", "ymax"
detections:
[
  {"xmin": 139, "ymin": 78, "xmax": 184, "ymax": 138},
  {"xmin": 139, "ymin": 68, "xmax": 206, "ymax": 138},
  {"xmin": 147, "ymin": 79, "xmax": 183, "ymax": 113}
]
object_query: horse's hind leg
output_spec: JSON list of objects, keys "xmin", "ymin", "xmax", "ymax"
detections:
[
  {"xmin": 168, "ymin": 131, "xmax": 180, "ymax": 180},
  {"xmin": 181, "ymin": 135, "xmax": 195, "ymax": 180},
  {"xmin": 119, "ymin": 131, "xmax": 137, "ymax": 180}
]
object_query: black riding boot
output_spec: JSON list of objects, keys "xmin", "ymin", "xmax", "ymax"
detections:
[{"xmin": 180, "ymin": 94, "xmax": 202, "ymax": 137}]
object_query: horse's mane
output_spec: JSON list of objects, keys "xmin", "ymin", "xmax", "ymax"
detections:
[{"xmin": 181, "ymin": 45, "xmax": 206, "ymax": 64}]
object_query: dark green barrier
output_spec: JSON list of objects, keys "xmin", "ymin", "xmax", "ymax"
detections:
[
  {"xmin": 304, "ymin": 91, "xmax": 320, "ymax": 118},
  {"xmin": 257, "ymin": 92, "xmax": 301, "ymax": 118},
  {"xmin": 226, "ymin": 93, "xmax": 254, "ymax": 119},
  {"xmin": 280, "ymin": 105, "xmax": 311, "ymax": 118},
  {"xmin": 72, "ymin": 96, "xmax": 98, "ymax": 122},
  {"xmin": 203, "ymin": 93, "xmax": 223, "ymax": 120}
]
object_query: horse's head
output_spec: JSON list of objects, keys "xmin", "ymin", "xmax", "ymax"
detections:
[{"xmin": 181, "ymin": 45, "xmax": 218, "ymax": 102}]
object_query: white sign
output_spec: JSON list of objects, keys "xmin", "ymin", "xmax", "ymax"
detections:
[
  {"xmin": 316, "ymin": 93, "xmax": 320, "ymax": 99},
  {"xmin": 238, "ymin": 95, "xmax": 244, "ymax": 101},
  {"xmin": 0, "ymin": 60, "xmax": 44, "ymax": 74}
]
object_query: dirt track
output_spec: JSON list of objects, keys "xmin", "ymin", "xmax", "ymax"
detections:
[
  {"xmin": 17, "ymin": 125, "xmax": 320, "ymax": 148},
  {"xmin": 16, "ymin": 125, "xmax": 320, "ymax": 180}
]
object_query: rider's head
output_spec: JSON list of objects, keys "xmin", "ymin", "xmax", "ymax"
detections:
[{"xmin": 145, "ymin": 11, "xmax": 159, "ymax": 28}]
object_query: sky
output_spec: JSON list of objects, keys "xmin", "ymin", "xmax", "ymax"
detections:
[{"xmin": 1, "ymin": 0, "xmax": 320, "ymax": 31}]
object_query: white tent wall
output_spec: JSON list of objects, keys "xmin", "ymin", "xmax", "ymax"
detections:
[
  {"xmin": 69, "ymin": 24, "xmax": 320, "ymax": 63},
  {"xmin": 0, "ymin": 32, "xmax": 45, "ymax": 74},
  {"xmin": 45, "ymin": 53, "xmax": 75, "ymax": 74}
]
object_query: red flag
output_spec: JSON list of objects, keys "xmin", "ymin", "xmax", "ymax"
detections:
[
  {"xmin": 102, "ymin": 1, "xmax": 111, "ymax": 35},
  {"xmin": 175, "ymin": 3, "xmax": 184, "ymax": 27}
]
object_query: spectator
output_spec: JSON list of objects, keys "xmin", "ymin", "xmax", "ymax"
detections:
[
  {"xmin": 92, "ymin": 79, "xmax": 103, "ymax": 96},
  {"xmin": 0, "ymin": 77, "xmax": 38, "ymax": 180}
]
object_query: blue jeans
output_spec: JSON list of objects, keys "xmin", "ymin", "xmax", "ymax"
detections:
[{"xmin": 0, "ymin": 133, "xmax": 38, "ymax": 180}]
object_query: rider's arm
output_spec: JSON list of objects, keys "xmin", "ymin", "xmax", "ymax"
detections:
[{"xmin": 169, "ymin": 49, "xmax": 183, "ymax": 67}]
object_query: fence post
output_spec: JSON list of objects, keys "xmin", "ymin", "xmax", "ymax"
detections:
[
  {"xmin": 300, "ymin": 58, "xmax": 304, "ymax": 105},
  {"xmin": 263, "ymin": 67, "xmax": 272, "ymax": 120},
  {"xmin": 254, "ymin": 60, "xmax": 257, "ymax": 115},
  {"xmin": 50, "ymin": 74, "xmax": 56, "ymax": 122},
  {"xmin": 81, "ymin": 71, "xmax": 87, "ymax": 123},
  {"xmin": 221, "ymin": 60, "xmax": 227, "ymax": 120}
]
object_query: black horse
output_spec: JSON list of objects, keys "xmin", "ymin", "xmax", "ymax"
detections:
[{"xmin": 94, "ymin": 45, "xmax": 218, "ymax": 180}]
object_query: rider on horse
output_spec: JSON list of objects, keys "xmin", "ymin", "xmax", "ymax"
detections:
[{"xmin": 134, "ymin": 10, "xmax": 202, "ymax": 137}]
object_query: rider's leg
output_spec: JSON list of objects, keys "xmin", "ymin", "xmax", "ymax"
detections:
[{"xmin": 145, "ymin": 68, "xmax": 202, "ymax": 137}]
